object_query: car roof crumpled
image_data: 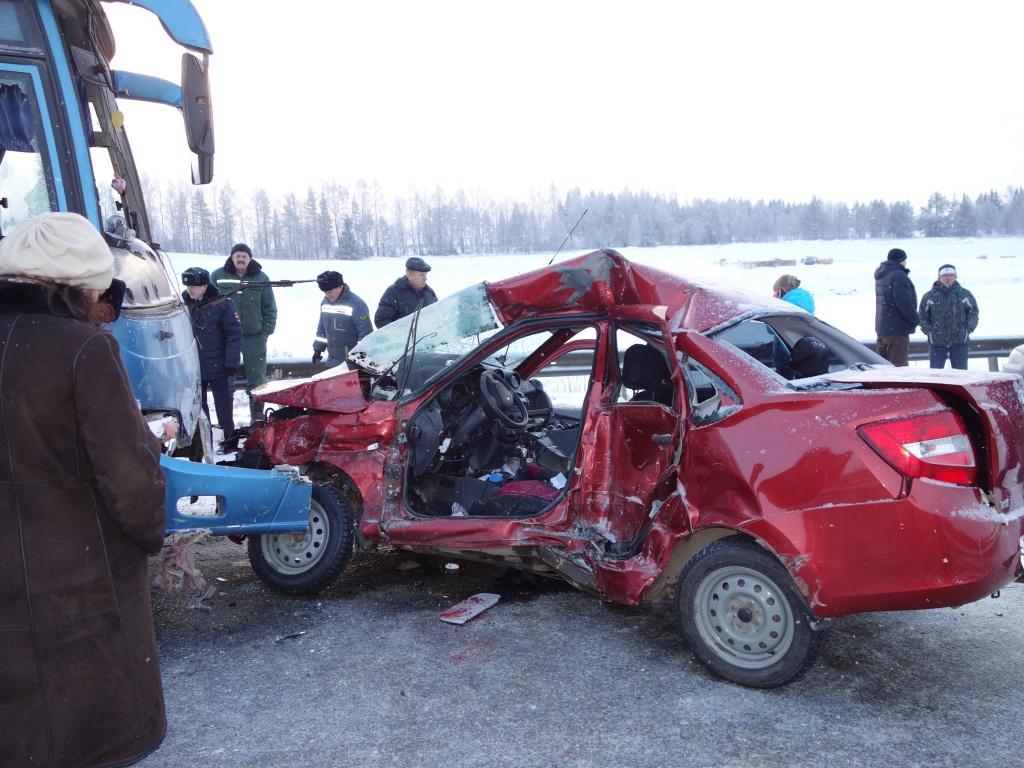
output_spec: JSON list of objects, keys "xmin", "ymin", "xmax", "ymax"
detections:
[{"xmin": 486, "ymin": 249, "xmax": 781, "ymax": 333}]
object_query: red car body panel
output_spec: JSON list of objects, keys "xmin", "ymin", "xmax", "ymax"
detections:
[
  {"xmin": 249, "ymin": 249, "xmax": 1024, "ymax": 617},
  {"xmin": 486, "ymin": 250, "xmax": 777, "ymax": 331},
  {"xmin": 257, "ymin": 369, "xmax": 369, "ymax": 414}
]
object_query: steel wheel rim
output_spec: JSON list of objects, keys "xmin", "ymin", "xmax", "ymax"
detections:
[
  {"xmin": 692, "ymin": 564, "xmax": 796, "ymax": 669},
  {"xmin": 259, "ymin": 500, "xmax": 329, "ymax": 575}
]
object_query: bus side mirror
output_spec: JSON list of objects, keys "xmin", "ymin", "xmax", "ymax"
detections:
[{"xmin": 181, "ymin": 53, "xmax": 214, "ymax": 183}]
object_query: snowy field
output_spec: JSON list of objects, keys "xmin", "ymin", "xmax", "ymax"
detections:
[
  {"xmin": 169, "ymin": 237, "xmax": 1024, "ymax": 357},
  {"xmin": 165, "ymin": 238, "xmax": 1024, "ymax": 429}
]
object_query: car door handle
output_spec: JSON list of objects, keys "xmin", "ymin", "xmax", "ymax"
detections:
[{"xmin": 652, "ymin": 434, "xmax": 673, "ymax": 444}]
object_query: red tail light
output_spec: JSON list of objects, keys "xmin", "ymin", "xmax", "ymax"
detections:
[{"xmin": 858, "ymin": 409, "xmax": 977, "ymax": 486}]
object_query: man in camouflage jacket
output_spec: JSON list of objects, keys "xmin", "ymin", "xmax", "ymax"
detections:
[{"xmin": 918, "ymin": 263, "xmax": 979, "ymax": 370}]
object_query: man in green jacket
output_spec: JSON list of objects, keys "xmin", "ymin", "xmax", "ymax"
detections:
[
  {"xmin": 918, "ymin": 263, "xmax": 979, "ymax": 370},
  {"xmin": 211, "ymin": 243, "xmax": 277, "ymax": 422}
]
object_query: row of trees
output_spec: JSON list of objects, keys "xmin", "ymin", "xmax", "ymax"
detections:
[{"xmin": 141, "ymin": 176, "xmax": 1024, "ymax": 259}]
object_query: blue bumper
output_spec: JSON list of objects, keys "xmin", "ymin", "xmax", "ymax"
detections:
[{"xmin": 162, "ymin": 455, "xmax": 312, "ymax": 536}]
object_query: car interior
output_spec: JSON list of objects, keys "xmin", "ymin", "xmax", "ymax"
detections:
[{"xmin": 404, "ymin": 322, "xmax": 681, "ymax": 519}]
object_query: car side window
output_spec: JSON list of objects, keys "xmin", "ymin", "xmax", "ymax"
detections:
[
  {"xmin": 525, "ymin": 328, "xmax": 596, "ymax": 420},
  {"xmin": 681, "ymin": 358, "xmax": 741, "ymax": 425}
]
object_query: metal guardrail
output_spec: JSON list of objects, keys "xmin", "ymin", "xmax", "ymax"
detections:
[
  {"xmin": 901, "ymin": 335, "xmax": 1023, "ymax": 372},
  {"xmin": 234, "ymin": 335, "xmax": 1024, "ymax": 389}
]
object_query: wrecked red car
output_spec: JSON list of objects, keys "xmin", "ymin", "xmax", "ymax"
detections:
[{"xmin": 237, "ymin": 249, "xmax": 1024, "ymax": 687}]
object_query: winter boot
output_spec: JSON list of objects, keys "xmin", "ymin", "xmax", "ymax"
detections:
[{"xmin": 248, "ymin": 395, "xmax": 263, "ymax": 424}]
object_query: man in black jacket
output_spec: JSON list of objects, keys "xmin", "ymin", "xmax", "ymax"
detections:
[
  {"xmin": 182, "ymin": 267, "xmax": 242, "ymax": 439},
  {"xmin": 374, "ymin": 257, "xmax": 438, "ymax": 327},
  {"xmin": 874, "ymin": 248, "xmax": 918, "ymax": 366}
]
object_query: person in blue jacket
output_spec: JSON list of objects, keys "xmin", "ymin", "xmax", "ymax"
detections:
[
  {"xmin": 182, "ymin": 267, "xmax": 242, "ymax": 438},
  {"xmin": 773, "ymin": 274, "xmax": 815, "ymax": 314},
  {"xmin": 313, "ymin": 270, "xmax": 373, "ymax": 368}
]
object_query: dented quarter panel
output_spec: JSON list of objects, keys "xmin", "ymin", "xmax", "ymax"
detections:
[{"xmin": 675, "ymin": 332, "xmax": 1024, "ymax": 616}]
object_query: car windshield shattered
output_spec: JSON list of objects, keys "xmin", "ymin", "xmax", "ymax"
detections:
[{"xmin": 349, "ymin": 282, "xmax": 503, "ymax": 385}]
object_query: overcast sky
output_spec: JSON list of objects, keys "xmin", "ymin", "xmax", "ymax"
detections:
[{"xmin": 105, "ymin": 0, "xmax": 1023, "ymax": 207}]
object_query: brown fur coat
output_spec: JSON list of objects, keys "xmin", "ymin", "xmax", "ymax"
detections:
[{"xmin": 0, "ymin": 281, "xmax": 167, "ymax": 767}]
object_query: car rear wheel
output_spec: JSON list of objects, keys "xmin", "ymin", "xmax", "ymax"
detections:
[
  {"xmin": 247, "ymin": 483, "xmax": 355, "ymax": 596},
  {"xmin": 675, "ymin": 538, "xmax": 829, "ymax": 688}
]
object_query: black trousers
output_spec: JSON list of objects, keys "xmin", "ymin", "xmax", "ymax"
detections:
[{"xmin": 202, "ymin": 377, "xmax": 234, "ymax": 436}]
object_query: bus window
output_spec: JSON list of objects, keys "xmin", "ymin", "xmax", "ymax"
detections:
[{"xmin": 0, "ymin": 75, "xmax": 57, "ymax": 229}]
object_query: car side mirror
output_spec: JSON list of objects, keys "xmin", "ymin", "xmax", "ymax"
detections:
[{"xmin": 181, "ymin": 53, "xmax": 214, "ymax": 183}]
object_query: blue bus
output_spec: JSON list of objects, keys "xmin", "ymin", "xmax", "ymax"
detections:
[{"xmin": 1, "ymin": 0, "xmax": 214, "ymax": 452}]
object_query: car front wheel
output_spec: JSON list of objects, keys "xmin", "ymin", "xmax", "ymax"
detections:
[
  {"xmin": 675, "ymin": 538, "xmax": 829, "ymax": 688},
  {"xmin": 247, "ymin": 483, "xmax": 355, "ymax": 596}
]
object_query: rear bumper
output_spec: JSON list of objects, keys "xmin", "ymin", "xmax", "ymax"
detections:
[{"xmin": 745, "ymin": 482, "xmax": 1024, "ymax": 618}]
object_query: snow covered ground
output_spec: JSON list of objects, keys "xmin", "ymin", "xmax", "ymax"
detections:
[{"xmin": 166, "ymin": 237, "xmax": 1024, "ymax": 428}]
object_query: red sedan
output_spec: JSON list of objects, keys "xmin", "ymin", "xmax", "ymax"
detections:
[{"xmin": 238, "ymin": 249, "xmax": 1024, "ymax": 687}]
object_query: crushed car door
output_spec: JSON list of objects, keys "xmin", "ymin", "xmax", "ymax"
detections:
[{"xmin": 573, "ymin": 324, "xmax": 682, "ymax": 557}]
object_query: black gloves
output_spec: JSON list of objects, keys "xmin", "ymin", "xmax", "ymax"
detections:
[
  {"xmin": 100, "ymin": 278, "xmax": 127, "ymax": 321},
  {"xmin": 312, "ymin": 350, "xmax": 323, "ymax": 364},
  {"xmin": 224, "ymin": 366, "xmax": 238, "ymax": 377}
]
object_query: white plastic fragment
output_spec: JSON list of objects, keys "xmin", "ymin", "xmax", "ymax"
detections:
[{"xmin": 439, "ymin": 593, "xmax": 500, "ymax": 625}]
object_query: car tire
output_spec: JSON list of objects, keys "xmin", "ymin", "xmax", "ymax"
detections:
[
  {"xmin": 247, "ymin": 483, "xmax": 355, "ymax": 596},
  {"xmin": 675, "ymin": 538, "xmax": 829, "ymax": 688}
]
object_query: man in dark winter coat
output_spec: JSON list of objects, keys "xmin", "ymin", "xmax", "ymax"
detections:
[
  {"xmin": 918, "ymin": 263, "xmax": 979, "ymax": 370},
  {"xmin": 211, "ymin": 243, "xmax": 277, "ymax": 422},
  {"xmin": 374, "ymin": 256, "xmax": 438, "ymax": 327},
  {"xmin": 312, "ymin": 270, "xmax": 373, "ymax": 368},
  {"xmin": 182, "ymin": 266, "xmax": 243, "ymax": 437},
  {"xmin": 874, "ymin": 247, "xmax": 918, "ymax": 366},
  {"xmin": 0, "ymin": 213, "xmax": 167, "ymax": 767}
]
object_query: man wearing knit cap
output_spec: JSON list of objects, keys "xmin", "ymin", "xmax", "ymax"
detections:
[
  {"xmin": 918, "ymin": 264, "xmax": 979, "ymax": 370},
  {"xmin": 873, "ymin": 247, "xmax": 918, "ymax": 366},
  {"xmin": 211, "ymin": 243, "xmax": 277, "ymax": 423},
  {"xmin": 374, "ymin": 256, "xmax": 438, "ymax": 327},
  {"xmin": 0, "ymin": 212, "xmax": 168, "ymax": 767}
]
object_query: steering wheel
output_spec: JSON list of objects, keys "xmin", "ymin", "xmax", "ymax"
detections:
[{"xmin": 478, "ymin": 371, "xmax": 529, "ymax": 428}]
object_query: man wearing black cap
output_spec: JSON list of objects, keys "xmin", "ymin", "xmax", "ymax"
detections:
[
  {"xmin": 182, "ymin": 266, "xmax": 242, "ymax": 439},
  {"xmin": 211, "ymin": 243, "xmax": 277, "ymax": 422},
  {"xmin": 313, "ymin": 270, "xmax": 373, "ymax": 368},
  {"xmin": 874, "ymin": 247, "xmax": 918, "ymax": 366},
  {"xmin": 918, "ymin": 264, "xmax": 979, "ymax": 370},
  {"xmin": 374, "ymin": 256, "xmax": 438, "ymax": 327}
]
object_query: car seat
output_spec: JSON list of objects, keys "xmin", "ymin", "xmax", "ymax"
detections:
[
  {"xmin": 782, "ymin": 335, "xmax": 830, "ymax": 379},
  {"xmin": 621, "ymin": 344, "xmax": 674, "ymax": 406}
]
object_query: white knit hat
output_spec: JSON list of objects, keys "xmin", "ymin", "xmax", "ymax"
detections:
[{"xmin": 0, "ymin": 212, "xmax": 114, "ymax": 290}]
